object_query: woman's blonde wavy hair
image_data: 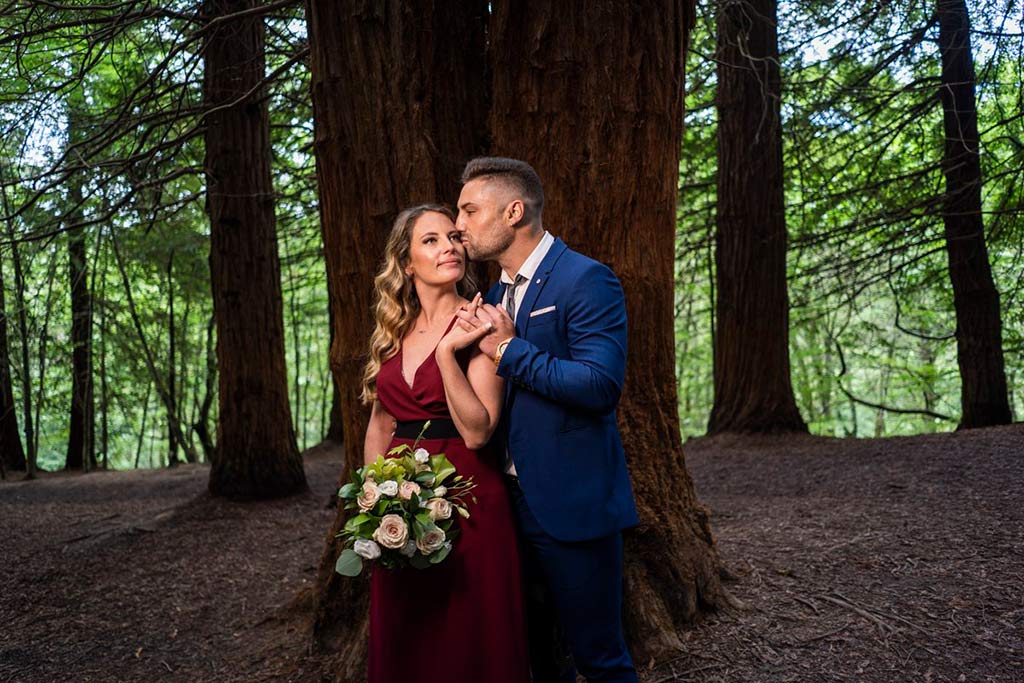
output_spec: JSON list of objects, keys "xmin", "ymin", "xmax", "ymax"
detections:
[{"xmin": 360, "ymin": 204, "xmax": 476, "ymax": 404}]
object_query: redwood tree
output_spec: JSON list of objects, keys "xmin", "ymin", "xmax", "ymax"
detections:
[
  {"xmin": 306, "ymin": 0, "xmax": 488, "ymax": 675},
  {"xmin": 709, "ymin": 0, "xmax": 808, "ymax": 434},
  {"xmin": 936, "ymin": 0, "xmax": 1011, "ymax": 429},
  {"xmin": 487, "ymin": 0, "xmax": 727, "ymax": 662},
  {"xmin": 202, "ymin": 0, "xmax": 306, "ymax": 498}
]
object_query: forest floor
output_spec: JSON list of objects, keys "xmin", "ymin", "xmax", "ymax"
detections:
[{"xmin": 1, "ymin": 425, "xmax": 1021, "ymax": 683}]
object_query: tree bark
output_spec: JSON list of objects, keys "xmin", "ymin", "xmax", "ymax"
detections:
[
  {"xmin": 306, "ymin": 0, "xmax": 488, "ymax": 676},
  {"xmin": 708, "ymin": 0, "xmax": 808, "ymax": 435},
  {"xmin": 937, "ymin": 0, "xmax": 1011, "ymax": 429},
  {"xmin": 488, "ymin": 0, "xmax": 727, "ymax": 662},
  {"xmin": 202, "ymin": 0, "xmax": 307, "ymax": 498},
  {"xmin": 167, "ymin": 250, "xmax": 179, "ymax": 466}
]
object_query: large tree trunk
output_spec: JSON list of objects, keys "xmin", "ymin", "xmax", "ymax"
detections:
[
  {"xmin": 202, "ymin": 0, "xmax": 307, "ymax": 498},
  {"xmin": 306, "ymin": 0, "xmax": 488, "ymax": 676},
  {"xmin": 488, "ymin": 0, "xmax": 727, "ymax": 663},
  {"xmin": 937, "ymin": 0, "xmax": 1011, "ymax": 429},
  {"xmin": 324, "ymin": 285, "xmax": 343, "ymax": 444},
  {"xmin": 0, "ymin": 255, "xmax": 25, "ymax": 472},
  {"xmin": 708, "ymin": 0, "xmax": 807, "ymax": 435}
]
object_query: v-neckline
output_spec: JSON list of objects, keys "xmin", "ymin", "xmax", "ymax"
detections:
[{"xmin": 399, "ymin": 315, "xmax": 457, "ymax": 392}]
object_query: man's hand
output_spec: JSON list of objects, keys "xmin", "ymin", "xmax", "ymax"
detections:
[{"xmin": 455, "ymin": 302, "xmax": 515, "ymax": 359}]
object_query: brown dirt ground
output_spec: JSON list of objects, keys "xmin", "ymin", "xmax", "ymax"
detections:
[{"xmin": 1, "ymin": 425, "xmax": 1022, "ymax": 683}]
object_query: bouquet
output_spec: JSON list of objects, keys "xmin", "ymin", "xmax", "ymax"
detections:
[{"xmin": 334, "ymin": 422, "xmax": 476, "ymax": 577}]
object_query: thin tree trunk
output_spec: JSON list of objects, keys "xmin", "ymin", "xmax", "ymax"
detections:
[
  {"xmin": 488, "ymin": 0, "xmax": 727, "ymax": 661},
  {"xmin": 709, "ymin": 0, "xmax": 807, "ymax": 435},
  {"xmin": 306, "ymin": 0, "xmax": 489, "ymax": 674},
  {"xmin": 937, "ymin": 0, "xmax": 1011, "ymax": 429},
  {"xmin": 34, "ymin": 253, "xmax": 60, "ymax": 474},
  {"xmin": 194, "ymin": 312, "xmax": 217, "ymax": 462},
  {"xmin": 167, "ymin": 250, "xmax": 179, "ymax": 466},
  {"xmin": 202, "ymin": 0, "xmax": 306, "ymax": 498},
  {"xmin": 135, "ymin": 381, "xmax": 152, "ymax": 469}
]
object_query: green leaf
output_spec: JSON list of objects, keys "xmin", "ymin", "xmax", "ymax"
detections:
[
  {"xmin": 430, "ymin": 454, "xmax": 457, "ymax": 485},
  {"xmin": 344, "ymin": 513, "xmax": 372, "ymax": 534},
  {"xmin": 338, "ymin": 483, "xmax": 359, "ymax": 499},
  {"xmin": 335, "ymin": 549, "xmax": 364, "ymax": 577},
  {"xmin": 428, "ymin": 544, "xmax": 452, "ymax": 564},
  {"xmin": 414, "ymin": 471, "xmax": 436, "ymax": 485}
]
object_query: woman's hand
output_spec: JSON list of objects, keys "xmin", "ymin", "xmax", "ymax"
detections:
[{"xmin": 437, "ymin": 294, "xmax": 492, "ymax": 356}]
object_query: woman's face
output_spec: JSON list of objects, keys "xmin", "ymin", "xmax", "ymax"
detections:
[{"xmin": 404, "ymin": 211, "xmax": 466, "ymax": 288}]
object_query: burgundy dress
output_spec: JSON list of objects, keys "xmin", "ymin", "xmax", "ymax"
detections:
[{"xmin": 367, "ymin": 327, "xmax": 529, "ymax": 683}]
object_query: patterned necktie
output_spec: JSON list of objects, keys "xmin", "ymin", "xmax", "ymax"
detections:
[{"xmin": 505, "ymin": 274, "xmax": 527, "ymax": 323}]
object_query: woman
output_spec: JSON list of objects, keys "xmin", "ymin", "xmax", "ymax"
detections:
[{"xmin": 361, "ymin": 204, "xmax": 529, "ymax": 683}]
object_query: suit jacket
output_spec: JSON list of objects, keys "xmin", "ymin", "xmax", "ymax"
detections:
[{"xmin": 487, "ymin": 238, "xmax": 639, "ymax": 542}]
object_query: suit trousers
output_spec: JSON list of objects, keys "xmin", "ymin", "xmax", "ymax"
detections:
[{"xmin": 508, "ymin": 477, "xmax": 637, "ymax": 683}]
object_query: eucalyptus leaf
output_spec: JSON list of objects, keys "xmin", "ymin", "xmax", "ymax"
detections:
[{"xmin": 335, "ymin": 549, "xmax": 364, "ymax": 577}]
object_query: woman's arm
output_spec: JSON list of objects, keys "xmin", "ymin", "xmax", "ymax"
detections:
[
  {"xmin": 436, "ymin": 327, "xmax": 504, "ymax": 450},
  {"xmin": 363, "ymin": 399, "xmax": 395, "ymax": 465}
]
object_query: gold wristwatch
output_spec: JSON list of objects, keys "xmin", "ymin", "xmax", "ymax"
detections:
[{"xmin": 493, "ymin": 338, "xmax": 513, "ymax": 368}]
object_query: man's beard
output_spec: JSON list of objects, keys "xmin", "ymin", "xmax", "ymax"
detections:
[{"xmin": 469, "ymin": 223, "xmax": 514, "ymax": 262}]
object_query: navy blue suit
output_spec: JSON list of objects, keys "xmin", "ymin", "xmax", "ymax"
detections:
[{"xmin": 487, "ymin": 238, "xmax": 638, "ymax": 682}]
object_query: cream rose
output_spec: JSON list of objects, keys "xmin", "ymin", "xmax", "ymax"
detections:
[
  {"xmin": 373, "ymin": 514, "xmax": 409, "ymax": 549},
  {"xmin": 357, "ymin": 481, "xmax": 381, "ymax": 511},
  {"xmin": 398, "ymin": 481, "xmax": 421, "ymax": 500},
  {"xmin": 353, "ymin": 539, "xmax": 381, "ymax": 560},
  {"xmin": 413, "ymin": 448, "xmax": 430, "ymax": 464},
  {"xmin": 378, "ymin": 480, "xmax": 399, "ymax": 497},
  {"xmin": 426, "ymin": 497, "xmax": 452, "ymax": 521},
  {"xmin": 416, "ymin": 527, "xmax": 446, "ymax": 554}
]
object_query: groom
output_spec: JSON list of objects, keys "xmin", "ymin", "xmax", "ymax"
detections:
[{"xmin": 454, "ymin": 157, "xmax": 639, "ymax": 683}]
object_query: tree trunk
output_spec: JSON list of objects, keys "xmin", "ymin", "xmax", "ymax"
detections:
[
  {"xmin": 306, "ymin": 0, "xmax": 488, "ymax": 675},
  {"xmin": 65, "ymin": 166, "xmax": 95, "ymax": 471},
  {"xmin": 193, "ymin": 312, "xmax": 216, "ymax": 462},
  {"xmin": 488, "ymin": 0, "xmax": 727, "ymax": 662},
  {"xmin": 937, "ymin": 0, "xmax": 1011, "ymax": 429},
  {"xmin": 167, "ymin": 250, "xmax": 179, "ymax": 466},
  {"xmin": 0, "ymin": 254, "xmax": 26, "ymax": 472},
  {"xmin": 202, "ymin": 0, "xmax": 307, "ymax": 498},
  {"xmin": 708, "ymin": 0, "xmax": 807, "ymax": 435}
]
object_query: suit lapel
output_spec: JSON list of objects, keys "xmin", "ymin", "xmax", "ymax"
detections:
[{"xmin": 515, "ymin": 238, "xmax": 568, "ymax": 337}]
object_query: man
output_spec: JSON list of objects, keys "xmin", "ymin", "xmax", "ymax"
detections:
[{"xmin": 454, "ymin": 157, "xmax": 639, "ymax": 683}]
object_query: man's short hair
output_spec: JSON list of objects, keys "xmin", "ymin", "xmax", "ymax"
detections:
[{"xmin": 461, "ymin": 157, "xmax": 544, "ymax": 214}]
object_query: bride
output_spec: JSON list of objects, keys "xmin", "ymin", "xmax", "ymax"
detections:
[{"xmin": 359, "ymin": 204, "xmax": 529, "ymax": 683}]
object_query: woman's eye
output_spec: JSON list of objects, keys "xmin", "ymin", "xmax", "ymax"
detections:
[
  {"xmin": 449, "ymin": 233, "xmax": 462, "ymax": 242},
  {"xmin": 424, "ymin": 237, "xmax": 436, "ymax": 244}
]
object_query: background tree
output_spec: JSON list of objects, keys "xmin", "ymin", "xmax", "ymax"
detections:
[
  {"xmin": 936, "ymin": 0, "xmax": 1011, "ymax": 428},
  {"xmin": 306, "ymin": 1, "xmax": 489, "ymax": 675},
  {"xmin": 487, "ymin": 0, "xmax": 728, "ymax": 661},
  {"xmin": 709, "ymin": 0, "xmax": 807, "ymax": 434},
  {"xmin": 202, "ymin": 0, "xmax": 307, "ymax": 498}
]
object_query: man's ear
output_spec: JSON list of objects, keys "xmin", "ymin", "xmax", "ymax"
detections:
[{"xmin": 505, "ymin": 199, "xmax": 524, "ymax": 226}]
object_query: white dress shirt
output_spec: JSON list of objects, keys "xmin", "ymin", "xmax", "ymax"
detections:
[{"xmin": 499, "ymin": 230, "xmax": 554, "ymax": 475}]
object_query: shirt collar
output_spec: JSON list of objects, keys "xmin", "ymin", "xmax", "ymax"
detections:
[{"xmin": 500, "ymin": 231, "xmax": 554, "ymax": 284}]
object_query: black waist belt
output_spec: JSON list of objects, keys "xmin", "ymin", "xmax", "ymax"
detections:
[{"xmin": 394, "ymin": 419, "xmax": 460, "ymax": 440}]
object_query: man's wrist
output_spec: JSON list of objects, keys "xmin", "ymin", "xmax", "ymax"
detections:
[{"xmin": 492, "ymin": 337, "xmax": 514, "ymax": 368}]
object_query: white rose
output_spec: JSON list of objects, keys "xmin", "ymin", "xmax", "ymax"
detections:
[
  {"xmin": 373, "ymin": 514, "xmax": 409, "ymax": 550},
  {"xmin": 399, "ymin": 540, "xmax": 417, "ymax": 558},
  {"xmin": 433, "ymin": 486, "xmax": 446, "ymax": 498},
  {"xmin": 416, "ymin": 527, "xmax": 446, "ymax": 554},
  {"xmin": 426, "ymin": 497, "xmax": 452, "ymax": 521},
  {"xmin": 357, "ymin": 481, "xmax": 381, "ymax": 511},
  {"xmin": 378, "ymin": 480, "xmax": 399, "ymax": 497},
  {"xmin": 398, "ymin": 481, "xmax": 421, "ymax": 500},
  {"xmin": 414, "ymin": 448, "xmax": 430, "ymax": 464},
  {"xmin": 353, "ymin": 539, "xmax": 381, "ymax": 560}
]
